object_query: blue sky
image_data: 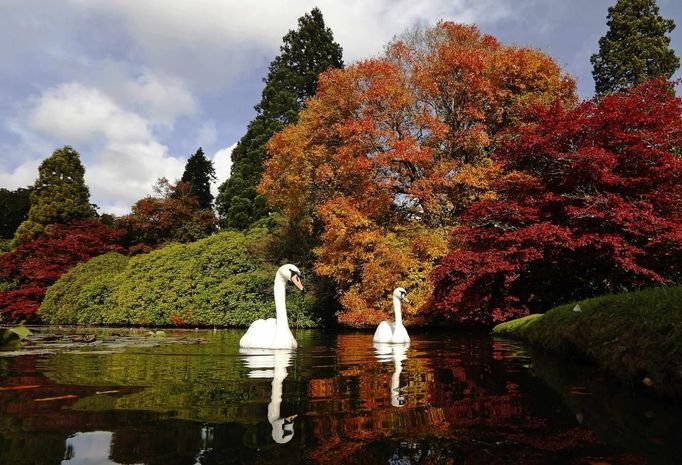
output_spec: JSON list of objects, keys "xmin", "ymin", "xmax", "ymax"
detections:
[{"xmin": 1, "ymin": 0, "xmax": 680, "ymax": 214}]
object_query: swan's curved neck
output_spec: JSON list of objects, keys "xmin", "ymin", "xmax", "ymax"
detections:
[
  {"xmin": 392, "ymin": 296, "xmax": 403, "ymax": 325},
  {"xmin": 274, "ymin": 275, "xmax": 289, "ymax": 328}
]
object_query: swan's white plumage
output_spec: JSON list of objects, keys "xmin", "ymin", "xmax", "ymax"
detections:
[
  {"xmin": 238, "ymin": 265, "xmax": 302, "ymax": 350},
  {"xmin": 373, "ymin": 288, "xmax": 410, "ymax": 344},
  {"xmin": 373, "ymin": 321, "xmax": 394, "ymax": 343},
  {"xmin": 239, "ymin": 318, "xmax": 276, "ymax": 349}
]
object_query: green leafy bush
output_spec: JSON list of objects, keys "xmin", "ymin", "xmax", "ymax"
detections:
[
  {"xmin": 41, "ymin": 252, "xmax": 130, "ymax": 325},
  {"xmin": 40, "ymin": 228, "xmax": 322, "ymax": 327}
]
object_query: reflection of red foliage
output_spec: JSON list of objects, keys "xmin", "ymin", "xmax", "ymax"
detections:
[
  {"xmin": 0, "ymin": 220, "xmax": 124, "ymax": 322},
  {"xmin": 305, "ymin": 335, "xmax": 639, "ymax": 465},
  {"xmin": 432, "ymin": 78, "xmax": 682, "ymax": 326}
]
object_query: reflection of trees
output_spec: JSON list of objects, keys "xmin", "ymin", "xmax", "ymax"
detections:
[
  {"xmin": 305, "ymin": 334, "xmax": 447, "ymax": 464},
  {"xmin": 306, "ymin": 334, "xmax": 647, "ymax": 465},
  {"xmin": 42, "ymin": 330, "xmax": 294, "ymax": 423},
  {"xmin": 0, "ymin": 331, "xmax": 667, "ymax": 465}
]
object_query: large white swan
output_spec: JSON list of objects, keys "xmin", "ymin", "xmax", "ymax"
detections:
[
  {"xmin": 374, "ymin": 342, "xmax": 409, "ymax": 407},
  {"xmin": 239, "ymin": 264, "xmax": 304, "ymax": 349},
  {"xmin": 373, "ymin": 287, "xmax": 410, "ymax": 344},
  {"xmin": 241, "ymin": 349, "xmax": 297, "ymax": 444}
]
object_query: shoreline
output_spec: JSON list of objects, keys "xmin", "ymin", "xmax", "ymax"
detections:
[{"xmin": 492, "ymin": 285, "xmax": 682, "ymax": 398}]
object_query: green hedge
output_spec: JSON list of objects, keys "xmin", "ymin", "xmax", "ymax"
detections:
[{"xmin": 41, "ymin": 228, "xmax": 321, "ymax": 327}]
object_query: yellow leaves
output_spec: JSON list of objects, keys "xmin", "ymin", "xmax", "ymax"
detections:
[{"xmin": 260, "ymin": 21, "xmax": 579, "ymax": 327}]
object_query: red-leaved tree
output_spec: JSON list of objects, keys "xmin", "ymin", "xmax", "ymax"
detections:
[
  {"xmin": 116, "ymin": 178, "xmax": 217, "ymax": 250},
  {"xmin": 0, "ymin": 220, "xmax": 125, "ymax": 322},
  {"xmin": 431, "ymin": 78, "xmax": 682, "ymax": 327}
]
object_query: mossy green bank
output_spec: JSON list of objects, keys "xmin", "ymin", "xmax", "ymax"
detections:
[{"xmin": 493, "ymin": 285, "xmax": 682, "ymax": 397}]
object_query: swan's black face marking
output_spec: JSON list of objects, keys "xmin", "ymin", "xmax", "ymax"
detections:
[
  {"xmin": 397, "ymin": 289, "xmax": 410, "ymax": 304},
  {"xmin": 289, "ymin": 269, "xmax": 302, "ymax": 281},
  {"xmin": 289, "ymin": 268, "xmax": 304, "ymax": 291}
]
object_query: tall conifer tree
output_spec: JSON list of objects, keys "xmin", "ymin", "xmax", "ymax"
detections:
[
  {"xmin": 591, "ymin": 0, "xmax": 679, "ymax": 96},
  {"xmin": 0, "ymin": 187, "xmax": 32, "ymax": 239},
  {"xmin": 216, "ymin": 7, "xmax": 343, "ymax": 228},
  {"xmin": 180, "ymin": 147, "xmax": 216, "ymax": 209},
  {"xmin": 13, "ymin": 146, "xmax": 95, "ymax": 244}
]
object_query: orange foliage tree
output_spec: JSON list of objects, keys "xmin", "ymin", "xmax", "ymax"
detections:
[{"xmin": 260, "ymin": 22, "xmax": 576, "ymax": 326}]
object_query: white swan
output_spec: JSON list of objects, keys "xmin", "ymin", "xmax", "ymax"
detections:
[
  {"xmin": 239, "ymin": 264, "xmax": 304, "ymax": 349},
  {"xmin": 373, "ymin": 287, "xmax": 410, "ymax": 344},
  {"xmin": 374, "ymin": 342, "xmax": 409, "ymax": 407},
  {"xmin": 240, "ymin": 349, "xmax": 297, "ymax": 444}
]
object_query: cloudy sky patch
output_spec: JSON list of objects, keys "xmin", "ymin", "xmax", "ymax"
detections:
[{"xmin": 0, "ymin": 0, "xmax": 679, "ymax": 214}]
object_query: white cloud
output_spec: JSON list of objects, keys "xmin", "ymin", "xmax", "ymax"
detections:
[
  {"xmin": 17, "ymin": 81, "xmax": 188, "ymax": 214},
  {"xmin": 210, "ymin": 143, "xmax": 235, "ymax": 199},
  {"xmin": 28, "ymin": 83, "xmax": 151, "ymax": 144},
  {"xmin": 86, "ymin": 140, "xmax": 186, "ymax": 213},
  {"xmin": 0, "ymin": 158, "xmax": 41, "ymax": 190},
  {"xmin": 69, "ymin": 0, "xmax": 517, "ymax": 90},
  {"xmin": 196, "ymin": 120, "xmax": 217, "ymax": 147},
  {"xmin": 120, "ymin": 71, "xmax": 197, "ymax": 125}
]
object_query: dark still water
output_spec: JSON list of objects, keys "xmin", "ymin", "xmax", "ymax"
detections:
[{"xmin": 0, "ymin": 328, "xmax": 680, "ymax": 465}]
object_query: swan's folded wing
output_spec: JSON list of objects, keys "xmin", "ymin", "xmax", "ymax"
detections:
[
  {"xmin": 373, "ymin": 321, "xmax": 393, "ymax": 343},
  {"xmin": 239, "ymin": 318, "xmax": 277, "ymax": 348}
]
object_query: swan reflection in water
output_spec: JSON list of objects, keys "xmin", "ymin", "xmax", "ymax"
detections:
[
  {"xmin": 240, "ymin": 348, "xmax": 297, "ymax": 444},
  {"xmin": 373, "ymin": 342, "xmax": 409, "ymax": 407}
]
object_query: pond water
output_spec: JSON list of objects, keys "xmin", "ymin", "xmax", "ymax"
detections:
[{"xmin": 0, "ymin": 327, "xmax": 680, "ymax": 465}]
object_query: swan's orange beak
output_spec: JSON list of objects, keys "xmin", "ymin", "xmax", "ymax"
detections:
[{"xmin": 291, "ymin": 274, "xmax": 304, "ymax": 291}]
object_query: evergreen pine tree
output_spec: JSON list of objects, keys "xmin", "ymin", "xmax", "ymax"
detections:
[
  {"xmin": 216, "ymin": 7, "xmax": 343, "ymax": 229},
  {"xmin": 180, "ymin": 147, "xmax": 216, "ymax": 209},
  {"xmin": 591, "ymin": 0, "xmax": 679, "ymax": 96},
  {"xmin": 0, "ymin": 187, "xmax": 32, "ymax": 239},
  {"xmin": 13, "ymin": 146, "xmax": 96, "ymax": 244}
]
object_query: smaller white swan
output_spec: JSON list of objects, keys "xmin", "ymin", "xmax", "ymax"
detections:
[
  {"xmin": 239, "ymin": 264, "xmax": 304, "ymax": 350},
  {"xmin": 373, "ymin": 287, "xmax": 410, "ymax": 344}
]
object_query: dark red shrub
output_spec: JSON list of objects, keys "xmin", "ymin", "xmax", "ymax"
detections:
[
  {"xmin": 0, "ymin": 220, "xmax": 125, "ymax": 322},
  {"xmin": 431, "ymin": 78, "xmax": 682, "ymax": 327}
]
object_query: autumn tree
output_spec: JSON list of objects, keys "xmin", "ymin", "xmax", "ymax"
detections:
[
  {"xmin": 13, "ymin": 146, "xmax": 96, "ymax": 244},
  {"xmin": 0, "ymin": 187, "xmax": 32, "ymax": 239},
  {"xmin": 0, "ymin": 220, "xmax": 124, "ymax": 322},
  {"xmin": 591, "ymin": 0, "xmax": 679, "ymax": 96},
  {"xmin": 431, "ymin": 78, "xmax": 682, "ymax": 327},
  {"xmin": 116, "ymin": 178, "xmax": 217, "ymax": 248},
  {"xmin": 216, "ymin": 7, "xmax": 343, "ymax": 229},
  {"xmin": 180, "ymin": 147, "xmax": 216, "ymax": 209},
  {"xmin": 261, "ymin": 22, "xmax": 577, "ymax": 326}
]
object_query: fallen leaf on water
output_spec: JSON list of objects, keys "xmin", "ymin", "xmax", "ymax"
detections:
[
  {"xmin": 0, "ymin": 384, "xmax": 40, "ymax": 391},
  {"xmin": 34, "ymin": 395, "xmax": 78, "ymax": 402}
]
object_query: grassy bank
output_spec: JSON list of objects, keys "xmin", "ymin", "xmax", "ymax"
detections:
[{"xmin": 493, "ymin": 285, "xmax": 682, "ymax": 397}]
